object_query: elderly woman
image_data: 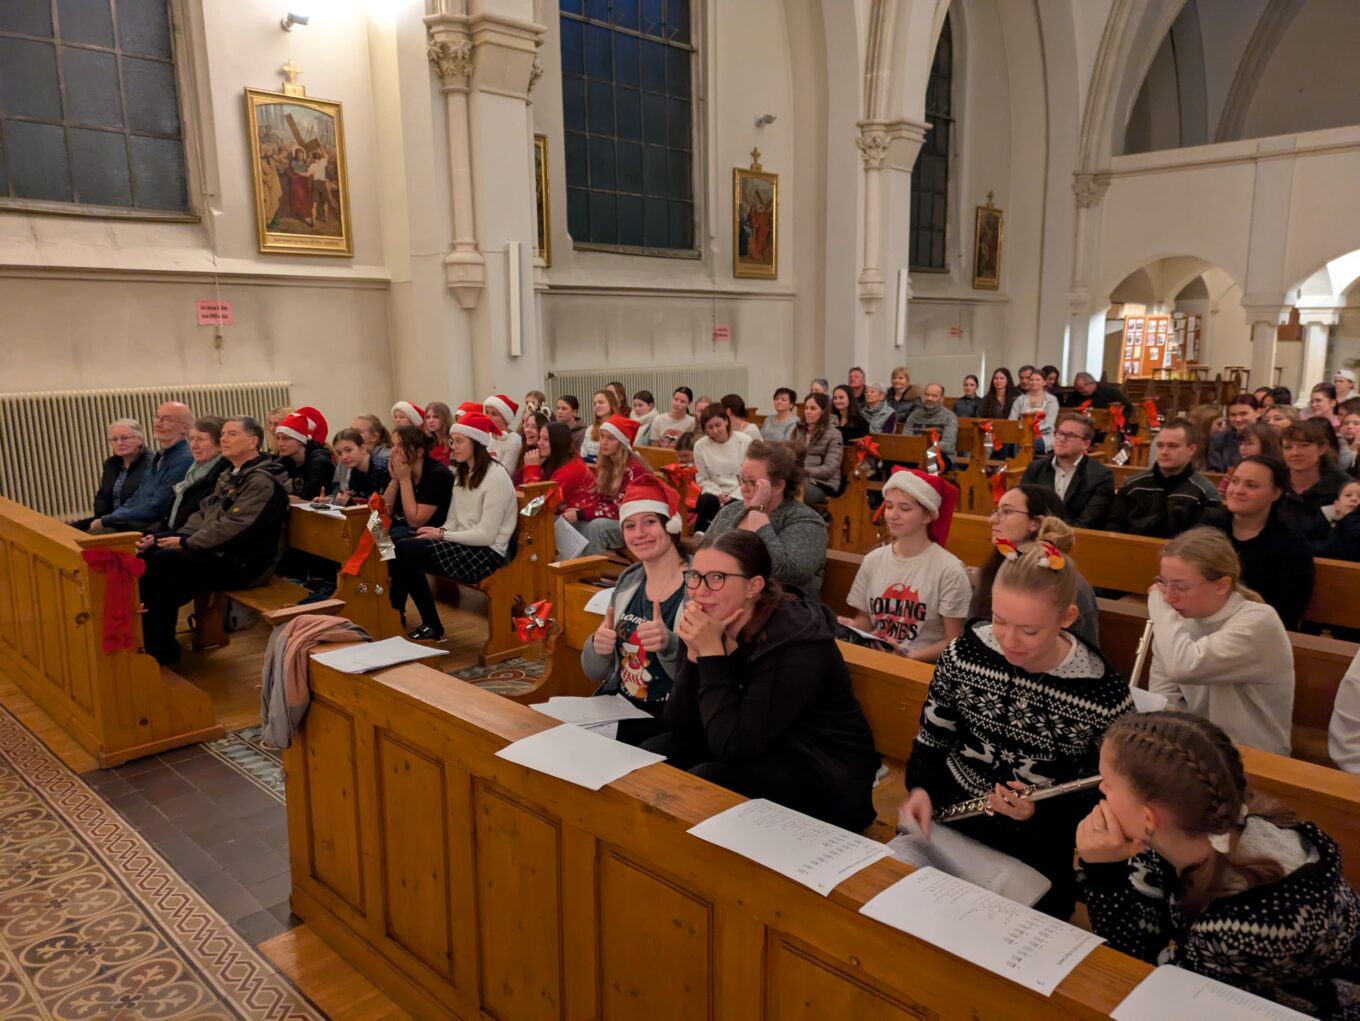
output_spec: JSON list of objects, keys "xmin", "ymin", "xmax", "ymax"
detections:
[
  {"xmin": 862, "ymin": 382, "xmax": 898, "ymax": 433},
  {"xmin": 77, "ymin": 418, "xmax": 151, "ymax": 530},
  {"xmin": 163, "ymin": 417, "xmax": 229, "ymax": 532}
]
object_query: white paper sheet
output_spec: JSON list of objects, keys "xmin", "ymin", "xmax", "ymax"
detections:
[
  {"xmin": 860, "ymin": 868, "xmax": 1104, "ymax": 995},
  {"xmin": 687, "ymin": 799, "xmax": 893, "ymax": 895},
  {"xmin": 310, "ymin": 636, "xmax": 448, "ymax": 673},
  {"xmin": 888, "ymin": 819, "xmax": 1051, "ymax": 907},
  {"xmin": 583, "ymin": 721, "xmax": 619, "ymax": 740},
  {"xmin": 555, "ymin": 515, "xmax": 591, "ymax": 560},
  {"xmin": 1111, "ymin": 966, "xmax": 1313, "ymax": 1021},
  {"xmin": 583, "ymin": 586, "xmax": 615, "ymax": 615},
  {"xmin": 1129, "ymin": 686, "xmax": 1168, "ymax": 713},
  {"xmin": 531, "ymin": 694, "xmax": 653, "ymax": 726},
  {"xmin": 494, "ymin": 723, "xmax": 664, "ymax": 790},
  {"xmin": 295, "ymin": 502, "xmax": 346, "ymax": 518}
]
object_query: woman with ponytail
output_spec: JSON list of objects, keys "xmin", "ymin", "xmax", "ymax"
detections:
[
  {"xmin": 1079, "ymin": 711, "xmax": 1360, "ymax": 1018},
  {"xmin": 1146, "ymin": 528, "xmax": 1295, "ymax": 755}
]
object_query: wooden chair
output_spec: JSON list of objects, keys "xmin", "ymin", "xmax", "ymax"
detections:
[{"xmin": 825, "ymin": 434, "xmax": 927, "ymax": 553}]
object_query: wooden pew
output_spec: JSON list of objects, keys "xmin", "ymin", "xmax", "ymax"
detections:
[
  {"xmin": 634, "ymin": 445, "xmax": 676, "ymax": 473},
  {"xmin": 0, "ymin": 497, "xmax": 222, "ymax": 766},
  {"xmin": 287, "ymin": 649, "xmax": 1155, "ymax": 1020},
  {"xmin": 825, "ymin": 433, "xmax": 926, "ymax": 553},
  {"xmin": 467, "ymin": 481, "xmax": 557, "ymax": 664}
]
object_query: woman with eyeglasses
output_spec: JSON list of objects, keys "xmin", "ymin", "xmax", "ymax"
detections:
[
  {"xmin": 78, "ymin": 418, "xmax": 151, "ymax": 530},
  {"xmin": 643, "ymin": 530, "xmax": 879, "ymax": 830},
  {"xmin": 1144, "ymin": 528, "xmax": 1294, "ymax": 755}
]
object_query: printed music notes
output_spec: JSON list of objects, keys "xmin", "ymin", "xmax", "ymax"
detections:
[
  {"xmin": 1111, "ymin": 966, "xmax": 1314, "ymax": 1021},
  {"xmin": 494, "ymin": 723, "xmax": 664, "ymax": 791}
]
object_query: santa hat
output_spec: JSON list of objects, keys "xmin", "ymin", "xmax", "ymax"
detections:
[
  {"xmin": 619, "ymin": 475, "xmax": 683, "ymax": 534},
  {"xmin": 392, "ymin": 400, "xmax": 425, "ymax": 426},
  {"xmin": 483, "ymin": 394, "xmax": 519, "ymax": 425},
  {"xmin": 275, "ymin": 405, "xmax": 328, "ymax": 444},
  {"xmin": 600, "ymin": 413, "xmax": 640, "ymax": 451},
  {"xmin": 455, "ymin": 401, "xmax": 481, "ymax": 421},
  {"xmin": 882, "ymin": 467, "xmax": 959, "ymax": 545},
  {"xmin": 449, "ymin": 411, "xmax": 503, "ymax": 448}
]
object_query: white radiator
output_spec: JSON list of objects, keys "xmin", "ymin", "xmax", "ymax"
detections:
[
  {"xmin": 545, "ymin": 366, "xmax": 750, "ymax": 408},
  {"xmin": 0, "ymin": 382, "xmax": 291, "ymax": 522}
]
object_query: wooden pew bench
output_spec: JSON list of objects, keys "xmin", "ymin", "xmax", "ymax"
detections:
[{"xmin": 0, "ymin": 497, "xmax": 222, "ymax": 766}]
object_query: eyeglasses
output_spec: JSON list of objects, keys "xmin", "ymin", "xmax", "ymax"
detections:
[
  {"xmin": 988, "ymin": 506, "xmax": 1029, "ymax": 520},
  {"xmin": 107, "ymin": 435, "xmax": 137, "ymax": 444},
  {"xmin": 1054, "ymin": 430, "xmax": 1089, "ymax": 442},
  {"xmin": 736, "ymin": 475, "xmax": 764, "ymax": 488},
  {"xmin": 1153, "ymin": 576, "xmax": 1215, "ymax": 595},
  {"xmin": 683, "ymin": 570, "xmax": 749, "ymax": 592}
]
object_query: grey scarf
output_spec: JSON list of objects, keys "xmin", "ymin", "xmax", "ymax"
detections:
[{"xmin": 168, "ymin": 454, "xmax": 222, "ymax": 526}]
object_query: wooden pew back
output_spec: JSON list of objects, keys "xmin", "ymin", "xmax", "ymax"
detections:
[{"xmin": 472, "ymin": 481, "xmax": 557, "ymax": 664}]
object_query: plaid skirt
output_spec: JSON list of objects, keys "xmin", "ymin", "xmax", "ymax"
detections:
[{"xmin": 419, "ymin": 539, "xmax": 505, "ymax": 585}]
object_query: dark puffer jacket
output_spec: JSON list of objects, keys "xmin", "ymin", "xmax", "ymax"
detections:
[{"xmin": 177, "ymin": 456, "xmax": 291, "ymax": 585}]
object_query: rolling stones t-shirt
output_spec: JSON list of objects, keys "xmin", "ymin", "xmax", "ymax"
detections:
[
  {"xmin": 847, "ymin": 542, "xmax": 972, "ymax": 655},
  {"xmin": 613, "ymin": 583, "xmax": 686, "ymax": 710}
]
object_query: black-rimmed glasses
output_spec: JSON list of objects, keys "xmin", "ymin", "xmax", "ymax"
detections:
[{"xmin": 683, "ymin": 570, "xmax": 749, "ymax": 592}]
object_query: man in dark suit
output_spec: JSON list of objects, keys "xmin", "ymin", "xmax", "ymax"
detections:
[{"xmin": 1018, "ymin": 412, "xmax": 1115, "ymax": 529}]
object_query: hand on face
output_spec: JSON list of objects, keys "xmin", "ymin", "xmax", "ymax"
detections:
[
  {"xmin": 1076, "ymin": 800, "xmax": 1145, "ymax": 863},
  {"xmin": 675, "ymin": 600, "xmax": 738, "ymax": 659}
]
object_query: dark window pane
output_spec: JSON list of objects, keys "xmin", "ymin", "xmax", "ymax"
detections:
[
  {"xmin": 588, "ymin": 190, "xmax": 616, "ymax": 243},
  {"xmin": 666, "ymin": 150, "xmax": 689, "ymax": 198},
  {"xmin": 931, "ymin": 232, "xmax": 944, "ymax": 267},
  {"xmin": 615, "ymin": 87, "xmax": 641, "ymax": 141},
  {"xmin": 565, "ymin": 130, "xmax": 587, "ymax": 185},
  {"xmin": 69, "ymin": 126, "xmax": 130, "ymax": 205},
  {"xmin": 121, "ymin": 56, "xmax": 179, "ymax": 134},
  {"xmin": 613, "ymin": 33, "xmax": 638, "ymax": 88},
  {"xmin": 0, "ymin": 38, "xmax": 62, "ymax": 120},
  {"xmin": 665, "ymin": 0, "xmax": 690, "ymax": 43},
  {"xmin": 116, "ymin": 0, "xmax": 173, "ymax": 58},
  {"xmin": 666, "ymin": 46, "xmax": 689, "ymax": 98},
  {"xmin": 559, "ymin": 0, "xmax": 583, "ymax": 13},
  {"xmin": 643, "ymin": 198, "xmax": 666, "ymax": 246},
  {"xmin": 640, "ymin": 40, "xmax": 666, "ymax": 92},
  {"xmin": 56, "ymin": 0, "xmax": 115, "ymax": 48},
  {"xmin": 641, "ymin": 0, "xmax": 663, "ymax": 37},
  {"xmin": 641, "ymin": 91, "xmax": 665, "ymax": 144},
  {"xmin": 617, "ymin": 194, "xmax": 643, "ymax": 245},
  {"xmin": 642, "ymin": 145, "xmax": 665, "ymax": 195},
  {"xmin": 586, "ymin": 79, "xmax": 613, "ymax": 134},
  {"xmin": 584, "ymin": 0, "xmax": 609, "ymax": 21},
  {"xmin": 0, "ymin": 128, "xmax": 7, "ymax": 194},
  {"xmin": 567, "ymin": 186, "xmax": 589, "ymax": 239},
  {"xmin": 128, "ymin": 133, "xmax": 184, "ymax": 209},
  {"xmin": 666, "ymin": 97, "xmax": 689, "ymax": 149},
  {"xmin": 5, "ymin": 120, "xmax": 71, "ymax": 200},
  {"xmin": 587, "ymin": 135, "xmax": 615, "ymax": 189},
  {"xmin": 584, "ymin": 23, "xmax": 612, "ymax": 80},
  {"xmin": 61, "ymin": 47, "xmax": 123, "ymax": 128},
  {"xmin": 617, "ymin": 141, "xmax": 642, "ymax": 193},
  {"xmin": 0, "ymin": 0, "xmax": 54, "ymax": 36},
  {"xmin": 668, "ymin": 200, "xmax": 691, "ymax": 249},
  {"xmin": 559, "ymin": 17, "xmax": 584, "ymax": 74},
  {"xmin": 613, "ymin": 0, "xmax": 639, "ymax": 31},
  {"xmin": 562, "ymin": 74, "xmax": 586, "ymax": 132},
  {"xmin": 910, "ymin": 12, "xmax": 951, "ymax": 270}
]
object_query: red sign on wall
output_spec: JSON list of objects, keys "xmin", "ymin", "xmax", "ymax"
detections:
[
  {"xmin": 197, "ymin": 300, "xmax": 234, "ymax": 326},
  {"xmin": 712, "ymin": 323, "xmax": 731, "ymax": 342}
]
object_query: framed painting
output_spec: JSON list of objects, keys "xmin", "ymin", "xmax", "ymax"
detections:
[
  {"xmin": 972, "ymin": 193, "xmax": 1002, "ymax": 289},
  {"xmin": 245, "ymin": 88, "xmax": 353, "ymax": 256},
  {"xmin": 534, "ymin": 134, "xmax": 551, "ymax": 267},
  {"xmin": 733, "ymin": 161, "xmax": 778, "ymax": 280}
]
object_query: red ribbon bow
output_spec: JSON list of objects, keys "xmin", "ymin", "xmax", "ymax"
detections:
[
  {"xmin": 544, "ymin": 483, "xmax": 564, "ymax": 513},
  {"xmin": 341, "ymin": 493, "xmax": 391, "ymax": 577},
  {"xmin": 989, "ymin": 469, "xmax": 1007, "ymax": 503},
  {"xmin": 661, "ymin": 463, "xmax": 697, "ymax": 485},
  {"xmin": 513, "ymin": 600, "xmax": 554, "ymax": 643},
  {"xmin": 854, "ymin": 436, "xmax": 880, "ymax": 466},
  {"xmin": 926, "ymin": 428, "xmax": 940, "ymax": 448},
  {"xmin": 1142, "ymin": 399, "xmax": 1161, "ymax": 430},
  {"xmin": 1030, "ymin": 410, "xmax": 1045, "ymax": 438},
  {"xmin": 81, "ymin": 548, "xmax": 146, "ymax": 653},
  {"xmin": 1077, "ymin": 400, "xmax": 1093, "ymax": 414},
  {"xmin": 977, "ymin": 420, "xmax": 994, "ymax": 435},
  {"xmin": 1110, "ymin": 404, "xmax": 1126, "ymax": 433}
]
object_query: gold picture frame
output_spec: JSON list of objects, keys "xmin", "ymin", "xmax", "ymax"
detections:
[
  {"xmin": 972, "ymin": 192, "xmax": 1003, "ymax": 290},
  {"xmin": 534, "ymin": 134, "xmax": 551, "ymax": 267},
  {"xmin": 733, "ymin": 151, "xmax": 777, "ymax": 280},
  {"xmin": 245, "ymin": 87, "xmax": 353, "ymax": 256}
]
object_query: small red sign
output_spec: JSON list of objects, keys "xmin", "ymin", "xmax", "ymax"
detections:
[
  {"xmin": 949, "ymin": 325, "xmax": 961, "ymax": 337},
  {"xmin": 197, "ymin": 300, "xmax": 234, "ymax": 326},
  {"xmin": 713, "ymin": 323, "xmax": 731, "ymax": 342}
]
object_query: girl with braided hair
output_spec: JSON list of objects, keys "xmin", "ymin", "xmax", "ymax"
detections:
[
  {"xmin": 900, "ymin": 541, "xmax": 1134, "ymax": 919},
  {"xmin": 1080, "ymin": 711, "xmax": 1360, "ymax": 1017}
]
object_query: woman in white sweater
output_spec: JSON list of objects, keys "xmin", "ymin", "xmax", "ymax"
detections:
[
  {"xmin": 390, "ymin": 412, "xmax": 519, "ymax": 641},
  {"xmin": 692, "ymin": 404, "xmax": 754, "ymax": 531},
  {"xmin": 1146, "ymin": 527, "xmax": 1294, "ymax": 755}
]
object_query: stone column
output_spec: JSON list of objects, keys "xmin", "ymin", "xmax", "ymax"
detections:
[
  {"xmin": 1242, "ymin": 306, "xmax": 1287, "ymax": 391},
  {"xmin": 1297, "ymin": 311, "xmax": 1339, "ymax": 396},
  {"xmin": 1066, "ymin": 173, "xmax": 1110, "ymax": 379}
]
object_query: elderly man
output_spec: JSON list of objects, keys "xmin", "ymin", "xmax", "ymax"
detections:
[
  {"xmin": 136, "ymin": 417, "xmax": 291, "ymax": 665},
  {"xmin": 92, "ymin": 401, "xmax": 194, "ymax": 533},
  {"xmin": 862, "ymin": 382, "xmax": 898, "ymax": 433},
  {"xmin": 1019, "ymin": 413, "xmax": 1115, "ymax": 529},
  {"xmin": 808, "ymin": 378, "xmax": 829, "ymax": 396},
  {"xmin": 1061, "ymin": 371, "xmax": 1133, "ymax": 416},
  {"xmin": 902, "ymin": 383, "xmax": 958, "ymax": 456}
]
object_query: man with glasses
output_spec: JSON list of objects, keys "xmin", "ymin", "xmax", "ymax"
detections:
[
  {"xmin": 91, "ymin": 401, "xmax": 195, "ymax": 533},
  {"xmin": 1018, "ymin": 413, "xmax": 1114, "ymax": 528}
]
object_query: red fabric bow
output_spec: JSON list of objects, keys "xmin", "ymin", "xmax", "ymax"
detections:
[
  {"xmin": 854, "ymin": 436, "xmax": 880, "ymax": 466},
  {"xmin": 1038, "ymin": 541, "xmax": 1067, "ymax": 570},
  {"xmin": 513, "ymin": 600, "xmax": 554, "ymax": 643},
  {"xmin": 994, "ymin": 537, "xmax": 1020, "ymax": 561},
  {"xmin": 661, "ymin": 463, "xmax": 697, "ymax": 486},
  {"xmin": 977, "ymin": 420, "xmax": 994, "ymax": 435},
  {"xmin": 341, "ymin": 494, "xmax": 391, "ymax": 577},
  {"xmin": 926, "ymin": 428, "xmax": 940, "ymax": 448},
  {"xmin": 81, "ymin": 548, "xmax": 145, "ymax": 653},
  {"xmin": 989, "ymin": 468, "xmax": 1006, "ymax": 503},
  {"xmin": 1142, "ymin": 399, "xmax": 1161, "ymax": 430},
  {"xmin": 1077, "ymin": 400, "xmax": 1093, "ymax": 414},
  {"xmin": 1110, "ymin": 404, "xmax": 1126, "ymax": 433},
  {"xmin": 1030, "ymin": 410, "xmax": 1045, "ymax": 438}
]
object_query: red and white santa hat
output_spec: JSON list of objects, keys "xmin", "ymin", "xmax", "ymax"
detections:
[
  {"xmin": 600, "ymin": 413, "xmax": 640, "ymax": 451},
  {"xmin": 882, "ymin": 467, "xmax": 959, "ymax": 545},
  {"xmin": 455, "ymin": 401, "xmax": 481, "ymax": 421},
  {"xmin": 392, "ymin": 400, "xmax": 425, "ymax": 426},
  {"xmin": 619, "ymin": 475, "xmax": 683, "ymax": 534},
  {"xmin": 275, "ymin": 405, "xmax": 328, "ymax": 444},
  {"xmin": 449, "ymin": 411, "xmax": 503, "ymax": 448},
  {"xmin": 483, "ymin": 394, "xmax": 518, "ymax": 425}
]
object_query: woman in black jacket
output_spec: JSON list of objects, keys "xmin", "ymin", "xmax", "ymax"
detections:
[
  {"xmin": 644, "ymin": 530, "xmax": 880, "ymax": 830},
  {"xmin": 164, "ymin": 417, "xmax": 228, "ymax": 532},
  {"xmin": 77, "ymin": 418, "xmax": 150, "ymax": 530},
  {"xmin": 977, "ymin": 367, "xmax": 1020, "ymax": 421}
]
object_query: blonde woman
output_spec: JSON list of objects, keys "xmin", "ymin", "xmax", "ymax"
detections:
[
  {"xmin": 265, "ymin": 405, "xmax": 294, "ymax": 454},
  {"xmin": 580, "ymin": 389, "xmax": 620, "ymax": 466},
  {"xmin": 886, "ymin": 366, "xmax": 922, "ymax": 422}
]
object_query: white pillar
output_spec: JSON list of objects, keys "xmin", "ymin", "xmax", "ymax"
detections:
[
  {"xmin": 1297, "ymin": 312, "xmax": 1339, "ymax": 397},
  {"xmin": 1243, "ymin": 306, "xmax": 1286, "ymax": 391},
  {"xmin": 1066, "ymin": 174, "xmax": 1110, "ymax": 379}
]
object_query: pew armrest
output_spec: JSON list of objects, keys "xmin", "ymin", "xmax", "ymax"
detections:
[{"xmin": 262, "ymin": 600, "xmax": 349, "ymax": 628}]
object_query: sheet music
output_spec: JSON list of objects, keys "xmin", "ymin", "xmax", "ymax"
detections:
[
  {"xmin": 531, "ymin": 694, "xmax": 653, "ymax": 726},
  {"xmin": 1111, "ymin": 966, "xmax": 1313, "ymax": 1021},
  {"xmin": 310, "ymin": 636, "xmax": 447, "ymax": 673},
  {"xmin": 687, "ymin": 799, "xmax": 893, "ymax": 895},
  {"xmin": 887, "ymin": 819, "xmax": 1051, "ymax": 907},
  {"xmin": 494, "ymin": 723, "xmax": 664, "ymax": 791},
  {"xmin": 860, "ymin": 868, "xmax": 1104, "ymax": 995},
  {"xmin": 295, "ymin": 502, "xmax": 346, "ymax": 518},
  {"xmin": 1129, "ymin": 685, "xmax": 1168, "ymax": 713},
  {"xmin": 583, "ymin": 587, "xmax": 615, "ymax": 615},
  {"xmin": 554, "ymin": 515, "xmax": 590, "ymax": 560}
]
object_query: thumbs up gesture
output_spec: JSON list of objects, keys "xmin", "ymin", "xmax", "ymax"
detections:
[
  {"xmin": 632, "ymin": 599, "xmax": 669, "ymax": 654},
  {"xmin": 592, "ymin": 605, "xmax": 618, "ymax": 656}
]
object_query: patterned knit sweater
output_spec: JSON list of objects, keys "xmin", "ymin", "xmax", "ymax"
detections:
[{"xmin": 1081, "ymin": 820, "xmax": 1360, "ymax": 1019}]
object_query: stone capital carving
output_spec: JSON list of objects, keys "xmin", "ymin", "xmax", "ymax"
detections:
[
  {"xmin": 1072, "ymin": 173, "xmax": 1110, "ymax": 209},
  {"xmin": 428, "ymin": 39, "xmax": 475, "ymax": 85},
  {"xmin": 855, "ymin": 131, "xmax": 891, "ymax": 170},
  {"xmin": 527, "ymin": 55, "xmax": 544, "ymax": 96}
]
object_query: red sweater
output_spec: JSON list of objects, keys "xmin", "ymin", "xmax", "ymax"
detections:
[
  {"xmin": 523, "ymin": 456, "xmax": 596, "ymax": 512},
  {"xmin": 571, "ymin": 457, "xmax": 651, "ymax": 521}
]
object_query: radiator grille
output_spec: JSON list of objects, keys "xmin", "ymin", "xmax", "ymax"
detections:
[
  {"xmin": 0, "ymin": 382, "xmax": 291, "ymax": 522},
  {"xmin": 545, "ymin": 366, "xmax": 750, "ymax": 407}
]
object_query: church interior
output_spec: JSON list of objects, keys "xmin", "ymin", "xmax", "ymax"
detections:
[{"xmin": 2, "ymin": 0, "xmax": 1360, "ymax": 1018}]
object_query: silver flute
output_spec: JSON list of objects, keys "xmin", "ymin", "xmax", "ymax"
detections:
[{"xmin": 933, "ymin": 775, "xmax": 1103, "ymax": 823}]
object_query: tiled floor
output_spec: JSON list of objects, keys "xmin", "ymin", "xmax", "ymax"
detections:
[{"xmin": 81, "ymin": 742, "xmax": 299, "ymax": 946}]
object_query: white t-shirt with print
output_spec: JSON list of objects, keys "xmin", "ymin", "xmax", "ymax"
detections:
[{"xmin": 847, "ymin": 542, "xmax": 972, "ymax": 654}]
